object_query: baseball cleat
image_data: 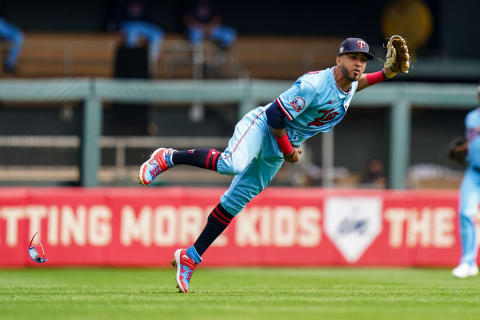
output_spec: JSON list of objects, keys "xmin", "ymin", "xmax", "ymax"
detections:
[
  {"xmin": 469, "ymin": 264, "xmax": 479, "ymax": 277},
  {"xmin": 138, "ymin": 147, "xmax": 175, "ymax": 186},
  {"xmin": 171, "ymin": 248, "xmax": 197, "ymax": 293},
  {"xmin": 452, "ymin": 262, "xmax": 478, "ymax": 278}
]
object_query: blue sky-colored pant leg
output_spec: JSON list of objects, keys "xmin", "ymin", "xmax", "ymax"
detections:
[
  {"xmin": 220, "ymin": 152, "xmax": 283, "ymax": 215},
  {"xmin": 217, "ymin": 107, "xmax": 268, "ymax": 176},
  {"xmin": 0, "ymin": 18, "xmax": 23, "ymax": 68},
  {"xmin": 216, "ymin": 106, "xmax": 284, "ymax": 215},
  {"xmin": 458, "ymin": 167, "xmax": 480, "ymax": 265}
]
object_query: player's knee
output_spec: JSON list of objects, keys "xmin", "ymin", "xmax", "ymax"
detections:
[
  {"xmin": 222, "ymin": 164, "xmax": 246, "ymax": 175},
  {"xmin": 218, "ymin": 156, "xmax": 249, "ymax": 175}
]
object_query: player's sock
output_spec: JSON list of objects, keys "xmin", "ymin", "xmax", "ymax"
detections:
[
  {"xmin": 192, "ymin": 203, "xmax": 235, "ymax": 256},
  {"xmin": 172, "ymin": 148, "xmax": 221, "ymax": 171}
]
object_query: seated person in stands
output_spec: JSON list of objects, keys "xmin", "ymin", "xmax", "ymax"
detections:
[
  {"xmin": 109, "ymin": 0, "xmax": 163, "ymax": 71},
  {"xmin": 0, "ymin": 1, "xmax": 23, "ymax": 73},
  {"xmin": 183, "ymin": 0, "xmax": 236, "ymax": 74},
  {"xmin": 359, "ymin": 157, "xmax": 386, "ymax": 189}
]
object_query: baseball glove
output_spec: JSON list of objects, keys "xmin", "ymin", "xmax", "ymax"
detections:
[
  {"xmin": 384, "ymin": 35, "xmax": 410, "ymax": 75},
  {"xmin": 448, "ymin": 136, "xmax": 468, "ymax": 164}
]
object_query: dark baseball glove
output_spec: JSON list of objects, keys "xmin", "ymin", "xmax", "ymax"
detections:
[
  {"xmin": 384, "ymin": 35, "xmax": 410, "ymax": 75},
  {"xmin": 448, "ymin": 136, "xmax": 468, "ymax": 164}
]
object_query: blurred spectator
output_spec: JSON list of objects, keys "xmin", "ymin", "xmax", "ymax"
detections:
[
  {"xmin": 183, "ymin": 0, "xmax": 236, "ymax": 75},
  {"xmin": 183, "ymin": 0, "xmax": 236, "ymax": 49},
  {"xmin": 0, "ymin": 0, "xmax": 23, "ymax": 73},
  {"xmin": 359, "ymin": 157, "xmax": 386, "ymax": 188},
  {"xmin": 109, "ymin": 0, "xmax": 163, "ymax": 73}
]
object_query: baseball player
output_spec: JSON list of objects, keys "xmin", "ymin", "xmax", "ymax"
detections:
[
  {"xmin": 138, "ymin": 36, "xmax": 410, "ymax": 292},
  {"xmin": 451, "ymin": 84, "xmax": 480, "ymax": 278}
]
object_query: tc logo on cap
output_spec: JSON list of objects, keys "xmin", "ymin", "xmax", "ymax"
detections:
[{"xmin": 356, "ymin": 40, "xmax": 366, "ymax": 49}]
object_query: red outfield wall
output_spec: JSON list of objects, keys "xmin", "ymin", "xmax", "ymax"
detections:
[{"xmin": 0, "ymin": 187, "xmax": 479, "ymax": 267}]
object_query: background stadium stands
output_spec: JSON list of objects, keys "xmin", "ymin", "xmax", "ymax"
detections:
[{"xmin": 0, "ymin": 0, "xmax": 478, "ymax": 188}]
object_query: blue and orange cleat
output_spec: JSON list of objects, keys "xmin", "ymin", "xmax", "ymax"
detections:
[
  {"xmin": 138, "ymin": 147, "xmax": 175, "ymax": 186},
  {"xmin": 171, "ymin": 248, "xmax": 198, "ymax": 293}
]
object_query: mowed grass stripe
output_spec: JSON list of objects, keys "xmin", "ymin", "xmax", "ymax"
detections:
[{"xmin": 0, "ymin": 268, "xmax": 479, "ymax": 320}]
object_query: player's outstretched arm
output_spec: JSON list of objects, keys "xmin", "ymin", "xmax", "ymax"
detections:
[{"xmin": 357, "ymin": 71, "xmax": 388, "ymax": 91}]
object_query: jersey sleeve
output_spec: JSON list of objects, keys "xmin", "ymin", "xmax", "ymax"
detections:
[
  {"xmin": 276, "ymin": 78, "xmax": 317, "ymax": 120},
  {"xmin": 465, "ymin": 111, "xmax": 480, "ymax": 141}
]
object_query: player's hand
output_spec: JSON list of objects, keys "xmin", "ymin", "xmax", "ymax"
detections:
[
  {"xmin": 383, "ymin": 35, "xmax": 410, "ymax": 79},
  {"xmin": 383, "ymin": 68, "xmax": 397, "ymax": 79},
  {"xmin": 283, "ymin": 148, "xmax": 302, "ymax": 163}
]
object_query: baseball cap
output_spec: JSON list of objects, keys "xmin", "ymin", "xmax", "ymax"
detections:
[{"xmin": 338, "ymin": 38, "xmax": 375, "ymax": 60}]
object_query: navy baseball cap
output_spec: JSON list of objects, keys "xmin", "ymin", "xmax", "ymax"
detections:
[{"xmin": 338, "ymin": 38, "xmax": 375, "ymax": 60}]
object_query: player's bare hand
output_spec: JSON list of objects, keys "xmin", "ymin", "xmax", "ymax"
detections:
[{"xmin": 283, "ymin": 148, "xmax": 302, "ymax": 163}]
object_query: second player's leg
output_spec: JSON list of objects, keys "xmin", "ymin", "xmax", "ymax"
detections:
[{"xmin": 458, "ymin": 170, "xmax": 480, "ymax": 265}]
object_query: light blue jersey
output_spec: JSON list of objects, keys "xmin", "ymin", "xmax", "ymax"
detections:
[
  {"xmin": 466, "ymin": 108, "xmax": 480, "ymax": 167},
  {"xmin": 216, "ymin": 67, "xmax": 360, "ymax": 215},
  {"xmin": 276, "ymin": 67, "xmax": 358, "ymax": 147}
]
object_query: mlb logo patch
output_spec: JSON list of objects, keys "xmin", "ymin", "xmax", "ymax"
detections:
[
  {"xmin": 324, "ymin": 196, "xmax": 383, "ymax": 263},
  {"xmin": 289, "ymin": 96, "xmax": 305, "ymax": 112}
]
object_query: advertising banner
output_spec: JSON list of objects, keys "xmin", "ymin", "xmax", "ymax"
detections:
[{"xmin": 0, "ymin": 187, "xmax": 478, "ymax": 267}]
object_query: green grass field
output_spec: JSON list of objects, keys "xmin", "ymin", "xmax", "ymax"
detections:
[{"xmin": 1, "ymin": 267, "xmax": 479, "ymax": 320}]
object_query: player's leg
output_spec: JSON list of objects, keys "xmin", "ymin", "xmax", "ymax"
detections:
[
  {"xmin": 172, "ymin": 132, "xmax": 283, "ymax": 292},
  {"xmin": 453, "ymin": 169, "xmax": 480, "ymax": 278},
  {"xmin": 139, "ymin": 107, "xmax": 268, "ymax": 186},
  {"xmin": 171, "ymin": 202, "xmax": 233, "ymax": 293}
]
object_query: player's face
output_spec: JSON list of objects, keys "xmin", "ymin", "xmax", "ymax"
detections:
[{"xmin": 338, "ymin": 53, "xmax": 367, "ymax": 81}]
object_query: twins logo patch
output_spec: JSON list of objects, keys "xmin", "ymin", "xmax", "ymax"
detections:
[
  {"xmin": 356, "ymin": 40, "xmax": 366, "ymax": 49},
  {"xmin": 324, "ymin": 196, "xmax": 383, "ymax": 263},
  {"xmin": 289, "ymin": 96, "xmax": 305, "ymax": 112}
]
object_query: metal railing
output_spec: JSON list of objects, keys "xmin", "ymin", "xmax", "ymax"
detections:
[
  {"xmin": 0, "ymin": 135, "xmax": 230, "ymax": 184},
  {"xmin": 0, "ymin": 79, "xmax": 477, "ymax": 188}
]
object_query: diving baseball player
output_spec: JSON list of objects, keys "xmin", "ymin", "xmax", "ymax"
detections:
[{"xmin": 138, "ymin": 36, "xmax": 410, "ymax": 292}]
